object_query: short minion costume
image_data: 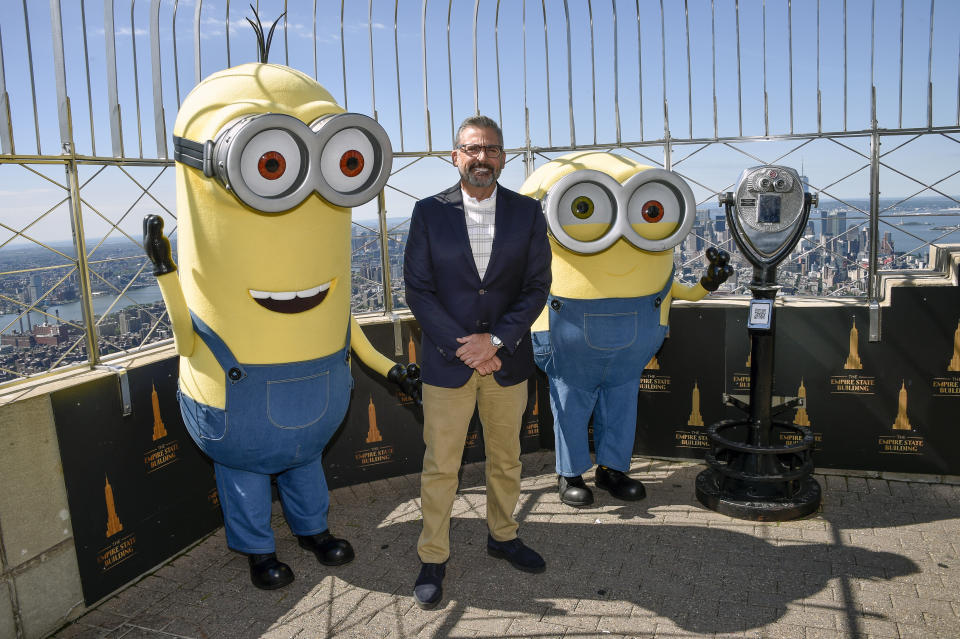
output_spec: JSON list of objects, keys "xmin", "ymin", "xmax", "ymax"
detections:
[
  {"xmin": 145, "ymin": 62, "xmax": 410, "ymax": 572},
  {"xmin": 520, "ymin": 152, "xmax": 726, "ymax": 498}
]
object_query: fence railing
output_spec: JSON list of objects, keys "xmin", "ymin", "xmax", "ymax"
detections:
[{"xmin": 1, "ymin": 0, "xmax": 958, "ymax": 386}]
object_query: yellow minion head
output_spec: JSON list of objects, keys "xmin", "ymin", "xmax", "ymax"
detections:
[
  {"xmin": 520, "ymin": 151, "xmax": 695, "ymax": 300},
  {"xmin": 171, "ymin": 63, "xmax": 391, "ymax": 364}
]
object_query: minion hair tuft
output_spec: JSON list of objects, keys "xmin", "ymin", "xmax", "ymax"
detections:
[{"xmin": 246, "ymin": 4, "xmax": 286, "ymax": 64}]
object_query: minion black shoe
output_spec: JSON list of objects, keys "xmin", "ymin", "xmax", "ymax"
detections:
[
  {"xmin": 247, "ymin": 553, "xmax": 294, "ymax": 590},
  {"xmin": 558, "ymin": 474, "xmax": 594, "ymax": 507},
  {"xmin": 595, "ymin": 465, "xmax": 646, "ymax": 501},
  {"xmin": 298, "ymin": 531, "xmax": 355, "ymax": 566}
]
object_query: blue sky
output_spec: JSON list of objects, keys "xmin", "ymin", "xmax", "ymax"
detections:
[{"xmin": 1, "ymin": 0, "xmax": 959, "ymax": 244}]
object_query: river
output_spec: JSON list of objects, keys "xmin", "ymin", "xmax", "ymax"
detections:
[{"xmin": 0, "ymin": 284, "xmax": 164, "ymax": 334}]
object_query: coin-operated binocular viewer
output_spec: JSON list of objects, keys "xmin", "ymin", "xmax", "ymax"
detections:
[{"xmin": 695, "ymin": 166, "xmax": 821, "ymax": 520}]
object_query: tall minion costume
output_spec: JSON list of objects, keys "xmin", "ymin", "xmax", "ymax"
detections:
[
  {"xmin": 143, "ymin": 50, "xmax": 420, "ymax": 588},
  {"xmin": 520, "ymin": 152, "xmax": 731, "ymax": 507}
]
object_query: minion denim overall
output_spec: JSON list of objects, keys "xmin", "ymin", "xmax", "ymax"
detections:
[
  {"xmin": 533, "ymin": 271, "xmax": 673, "ymax": 477},
  {"xmin": 179, "ymin": 313, "xmax": 353, "ymax": 554}
]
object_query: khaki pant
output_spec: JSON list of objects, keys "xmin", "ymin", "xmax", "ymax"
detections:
[{"xmin": 417, "ymin": 373, "xmax": 528, "ymax": 564}]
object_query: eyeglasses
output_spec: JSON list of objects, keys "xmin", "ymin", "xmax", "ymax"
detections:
[
  {"xmin": 456, "ymin": 144, "xmax": 504, "ymax": 158},
  {"xmin": 173, "ymin": 112, "xmax": 392, "ymax": 213}
]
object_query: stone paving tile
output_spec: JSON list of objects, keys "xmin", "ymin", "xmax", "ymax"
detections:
[{"xmin": 48, "ymin": 456, "xmax": 960, "ymax": 639}]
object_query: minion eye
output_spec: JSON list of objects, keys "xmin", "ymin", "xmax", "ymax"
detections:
[
  {"xmin": 320, "ymin": 128, "xmax": 376, "ymax": 193},
  {"xmin": 571, "ymin": 196, "xmax": 594, "ymax": 219},
  {"xmin": 641, "ymin": 200, "xmax": 664, "ymax": 223},
  {"xmin": 310, "ymin": 112, "xmax": 393, "ymax": 207},
  {"xmin": 626, "ymin": 182, "xmax": 681, "ymax": 238},
  {"xmin": 554, "ymin": 180, "xmax": 615, "ymax": 243},
  {"xmin": 239, "ymin": 129, "xmax": 303, "ymax": 197}
]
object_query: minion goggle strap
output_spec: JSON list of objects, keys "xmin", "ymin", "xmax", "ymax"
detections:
[
  {"xmin": 542, "ymin": 168, "xmax": 697, "ymax": 254},
  {"xmin": 172, "ymin": 112, "xmax": 392, "ymax": 212}
]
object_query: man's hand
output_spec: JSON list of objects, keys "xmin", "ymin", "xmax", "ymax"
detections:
[
  {"xmin": 143, "ymin": 215, "xmax": 177, "ymax": 276},
  {"xmin": 455, "ymin": 333, "xmax": 498, "ymax": 368},
  {"xmin": 474, "ymin": 355, "xmax": 501, "ymax": 376}
]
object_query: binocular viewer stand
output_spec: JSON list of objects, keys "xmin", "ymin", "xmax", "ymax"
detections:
[{"xmin": 695, "ymin": 170, "xmax": 822, "ymax": 521}]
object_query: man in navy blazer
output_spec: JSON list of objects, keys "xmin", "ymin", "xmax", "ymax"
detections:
[{"xmin": 404, "ymin": 115, "xmax": 551, "ymax": 609}]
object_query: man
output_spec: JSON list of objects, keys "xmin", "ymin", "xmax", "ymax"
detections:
[{"xmin": 403, "ymin": 115, "xmax": 552, "ymax": 609}]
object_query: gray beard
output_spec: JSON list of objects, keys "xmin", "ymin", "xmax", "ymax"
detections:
[{"xmin": 462, "ymin": 165, "xmax": 498, "ymax": 188}]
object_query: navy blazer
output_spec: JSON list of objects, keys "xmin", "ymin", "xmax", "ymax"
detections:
[{"xmin": 404, "ymin": 183, "xmax": 552, "ymax": 388}]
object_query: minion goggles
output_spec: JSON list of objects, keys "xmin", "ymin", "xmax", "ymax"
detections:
[
  {"xmin": 173, "ymin": 112, "xmax": 392, "ymax": 212},
  {"xmin": 542, "ymin": 168, "xmax": 696, "ymax": 254}
]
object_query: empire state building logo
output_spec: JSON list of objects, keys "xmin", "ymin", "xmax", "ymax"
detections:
[
  {"xmin": 891, "ymin": 381, "xmax": 913, "ymax": 431},
  {"xmin": 794, "ymin": 379, "xmax": 811, "ymax": 427},
  {"xmin": 366, "ymin": 396, "xmax": 382, "ymax": 444},
  {"xmin": 844, "ymin": 318, "xmax": 863, "ymax": 370},
  {"xmin": 151, "ymin": 383, "xmax": 167, "ymax": 440},
  {"xmin": 104, "ymin": 475, "xmax": 123, "ymax": 538},
  {"xmin": 949, "ymin": 320, "xmax": 960, "ymax": 372},
  {"xmin": 408, "ymin": 335, "xmax": 417, "ymax": 365},
  {"xmin": 688, "ymin": 381, "xmax": 704, "ymax": 426}
]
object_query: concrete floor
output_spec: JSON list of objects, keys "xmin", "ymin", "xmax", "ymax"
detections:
[{"xmin": 51, "ymin": 451, "xmax": 960, "ymax": 638}]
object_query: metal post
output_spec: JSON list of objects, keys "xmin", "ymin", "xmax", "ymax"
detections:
[
  {"xmin": 868, "ymin": 89, "xmax": 881, "ymax": 302},
  {"xmin": 65, "ymin": 158, "xmax": 101, "ymax": 367},
  {"xmin": 377, "ymin": 190, "xmax": 393, "ymax": 315}
]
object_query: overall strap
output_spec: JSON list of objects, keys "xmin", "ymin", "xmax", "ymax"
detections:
[
  {"xmin": 189, "ymin": 311, "xmax": 247, "ymax": 384},
  {"xmin": 656, "ymin": 264, "xmax": 676, "ymax": 300}
]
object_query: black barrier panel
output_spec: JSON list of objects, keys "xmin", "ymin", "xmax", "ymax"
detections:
[
  {"xmin": 626, "ymin": 287, "xmax": 960, "ymax": 476},
  {"xmin": 50, "ymin": 358, "xmax": 221, "ymax": 605},
  {"xmin": 325, "ymin": 320, "xmax": 544, "ymax": 489},
  {"xmin": 635, "ymin": 307, "xmax": 728, "ymax": 460}
]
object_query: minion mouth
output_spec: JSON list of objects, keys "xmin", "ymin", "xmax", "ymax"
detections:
[{"xmin": 249, "ymin": 281, "xmax": 332, "ymax": 314}]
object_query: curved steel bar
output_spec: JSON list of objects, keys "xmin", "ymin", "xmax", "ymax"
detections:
[
  {"xmin": 472, "ymin": 0, "xmax": 480, "ymax": 115},
  {"xmin": 312, "ymin": 0, "xmax": 317, "ymax": 78},
  {"xmin": 927, "ymin": 0, "xmax": 935, "ymax": 128},
  {"xmin": 685, "ymin": 0, "xmax": 692, "ymax": 139},
  {"xmin": 49, "ymin": 0, "xmax": 72, "ymax": 149},
  {"xmin": 788, "ymin": 0, "xmax": 794, "ymax": 134},
  {"xmin": 762, "ymin": 0, "xmax": 768, "ymax": 136},
  {"xmin": 225, "ymin": 0, "xmax": 230, "ymax": 67},
  {"xmin": 611, "ymin": 0, "xmax": 620, "ymax": 144},
  {"xmin": 446, "ymin": 0, "xmax": 454, "ymax": 143},
  {"xmin": 735, "ymin": 0, "xmax": 743, "ymax": 136},
  {"xmin": 340, "ymin": 0, "xmax": 348, "ymax": 109},
  {"xmin": 283, "ymin": 0, "xmax": 289, "ymax": 66},
  {"xmin": 131, "ymin": 0, "xmax": 144, "ymax": 157},
  {"xmin": 0, "ymin": 24, "xmax": 12, "ymax": 154},
  {"xmin": 495, "ymin": 0, "xmax": 503, "ymax": 127},
  {"xmin": 541, "ymin": 0, "xmax": 552, "ymax": 147},
  {"xmin": 394, "ymin": 0, "xmax": 404, "ymax": 151},
  {"xmin": 172, "ymin": 0, "xmax": 181, "ymax": 109},
  {"xmin": 711, "ymin": 0, "xmax": 717, "ymax": 140},
  {"xmin": 81, "ymin": 0, "xmax": 97, "ymax": 155},
  {"xmin": 22, "ymin": 0, "xmax": 42, "ymax": 153},
  {"xmin": 635, "ymin": 0, "xmax": 643, "ymax": 140},
  {"xmin": 150, "ymin": 0, "xmax": 168, "ymax": 159},
  {"xmin": 193, "ymin": 0, "xmax": 202, "ymax": 85},
  {"xmin": 421, "ymin": 0, "xmax": 431, "ymax": 151},
  {"xmin": 562, "ymin": 0, "xmax": 575, "ymax": 146},
  {"xmin": 105, "ymin": 0, "xmax": 123, "ymax": 156},
  {"xmin": 587, "ymin": 0, "xmax": 596, "ymax": 144},
  {"xmin": 843, "ymin": 0, "xmax": 848, "ymax": 130},
  {"xmin": 369, "ymin": 0, "xmax": 377, "ymax": 118}
]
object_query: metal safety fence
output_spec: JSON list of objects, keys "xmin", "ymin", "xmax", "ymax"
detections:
[{"xmin": 1, "ymin": 0, "xmax": 958, "ymax": 386}]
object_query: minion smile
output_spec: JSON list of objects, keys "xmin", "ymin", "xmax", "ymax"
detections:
[{"xmin": 249, "ymin": 280, "xmax": 332, "ymax": 314}]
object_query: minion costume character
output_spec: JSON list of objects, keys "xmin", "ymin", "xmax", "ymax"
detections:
[
  {"xmin": 520, "ymin": 152, "xmax": 731, "ymax": 507},
  {"xmin": 143, "ymin": 57, "xmax": 420, "ymax": 590}
]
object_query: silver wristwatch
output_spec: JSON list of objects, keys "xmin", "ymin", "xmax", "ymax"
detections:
[{"xmin": 490, "ymin": 334, "xmax": 503, "ymax": 349}]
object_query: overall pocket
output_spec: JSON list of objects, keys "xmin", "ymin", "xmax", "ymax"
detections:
[
  {"xmin": 583, "ymin": 312, "xmax": 638, "ymax": 351},
  {"xmin": 266, "ymin": 372, "xmax": 330, "ymax": 429}
]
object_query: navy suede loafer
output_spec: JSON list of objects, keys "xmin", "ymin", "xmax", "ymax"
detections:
[
  {"xmin": 486, "ymin": 535, "xmax": 546, "ymax": 573},
  {"xmin": 413, "ymin": 562, "xmax": 446, "ymax": 610}
]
